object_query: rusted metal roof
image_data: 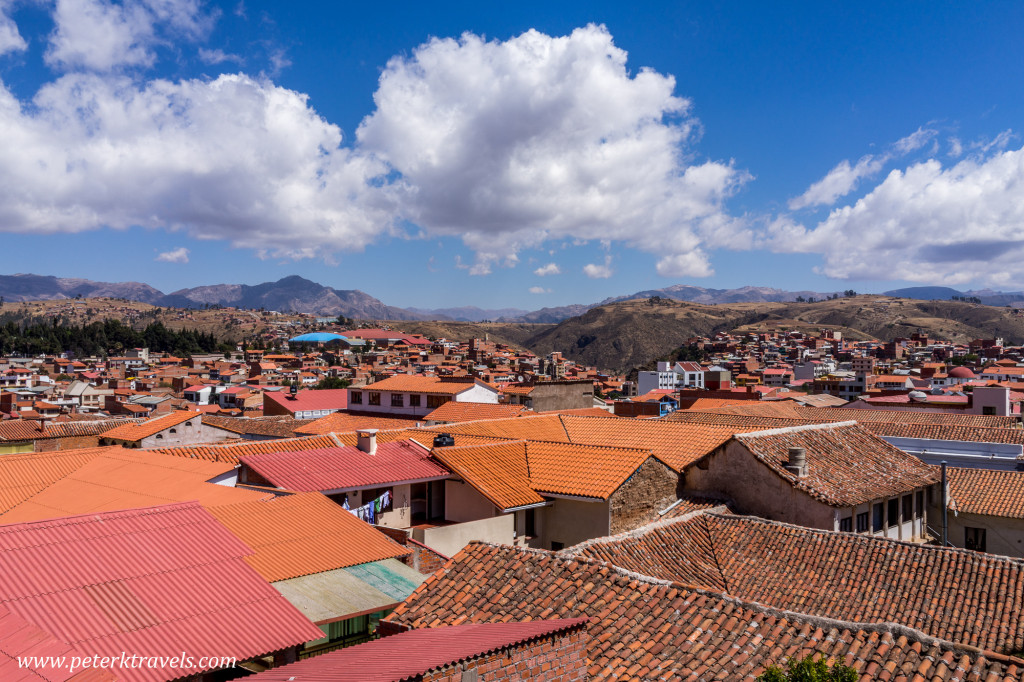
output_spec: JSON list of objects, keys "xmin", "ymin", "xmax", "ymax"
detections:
[{"xmin": 0, "ymin": 502, "xmax": 323, "ymax": 682}]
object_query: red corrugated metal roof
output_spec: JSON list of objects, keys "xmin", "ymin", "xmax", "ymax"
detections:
[
  {"xmin": 0, "ymin": 602, "xmax": 115, "ymax": 682},
  {"xmin": 240, "ymin": 441, "xmax": 450, "ymax": 492},
  {"xmin": 246, "ymin": 618, "xmax": 589, "ymax": 681},
  {"xmin": 263, "ymin": 389, "xmax": 348, "ymax": 413},
  {"xmin": 0, "ymin": 503, "xmax": 322, "ymax": 682}
]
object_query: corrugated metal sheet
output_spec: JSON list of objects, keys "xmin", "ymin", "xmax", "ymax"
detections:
[
  {"xmin": 0, "ymin": 453, "xmax": 272, "ymax": 525},
  {"xmin": 150, "ymin": 433, "xmax": 341, "ymax": 464},
  {"xmin": 0, "ymin": 603, "xmax": 116, "ymax": 681},
  {"xmin": 271, "ymin": 561, "xmax": 423, "ymax": 625},
  {"xmin": 0, "ymin": 447, "xmax": 127, "ymax": 513},
  {"xmin": 239, "ymin": 441, "xmax": 450, "ymax": 492},
  {"xmin": 342, "ymin": 559, "xmax": 427, "ymax": 604},
  {"xmin": 210, "ymin": 493, "xmax": 409, "ymax": 582},
  {"xmin": 241, "ymin": 618, "xmax": 589, "ymax": 681},
  {"xmin": 0, "ymin": 502, "xmax": 323, "ymax": 682}
]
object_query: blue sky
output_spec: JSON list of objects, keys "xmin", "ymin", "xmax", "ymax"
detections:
[{"xmin": 1, "ymin": 1, "xmax": 1023, "ymax": 310}]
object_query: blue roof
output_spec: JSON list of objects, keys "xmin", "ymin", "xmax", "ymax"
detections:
[{"xmin": 288, "ymin": 332, "xmax": 348, "ymax": 343}]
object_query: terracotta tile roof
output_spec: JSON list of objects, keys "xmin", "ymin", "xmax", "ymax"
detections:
[
  {"xmin": 246, "ymin": 618, "xmax": 589, "ymax": 682},
  {"xmin": 386, "ymin": 542, "xmax": 1021, "ymax": 680},
  {"xmin": 435, "ymin": 414, "xmax": 572, "ymax": 442},
  {"xmin": 98, "ymin": 410, "xmax": 199, "ymax": 441},
  {"xmin": 0, "ymin": 503, "xmax": 323, "ymax": 682},
  {"xmin": 431, "ymin": 441, "xmax": 543, "ymax": 510},
  {"xmin": 0, "ymin": 451, "xmax": 272, "ymax": 524},
  {"xmin": 536, "ymin": 407, "xmax": 618, "ymax": 417},
  {"xmin": 684, "ymin": 400, "xmax": 809, "ymax": 418},
  {"xmin": 862, "ymin": 422, "xmax": 1024, "ymax": 444},
  {"xmin": 665, "ymin": 410, "xmax": 820, "ymax": 429},
  {"xmin": 201, "ymin": 415, "xmax": 316, "ymax": 437},
  {"xmin": 559, "ymin": 415, "xmax": 751, "ymax": 472},
  {"xmin": 0, "ymin": 446, "xmax": 128, "ymax": 514},
  {"xmin": 209, "ymin": 492, "xmax": 409, "ymax": 582},
  {"xmin": 240, "ymin": 440, "xmax": 450, "ymax": 492},
  {"xmin": 0, "ymin": 418, "xmax": 145, "ymax": 442},
  {"xmin": 423, "ymin": 401, "xmax": 527, "ymax": 423},
  {"xmin": 526, "ymin": 440, "xmax": 653, "ymax": 499},
  {"xmin": 293, "ymin": 411, "xmax": 422, "ymax": 436},
  {"xmin": 795, "ymin": 406, "xmax": 1019, "ymax": 428},
  {"xmin": 362, "ymin": 376, "xmax": 490, "ymax": 396},
  {"xmin": 149, "ymin": 433, "xmax": 342, "ymax": 464},
  {"xmin": 733, "ymin": 422, "xmax": 939, "ymax": 507},
  {"xmin": 947, "ymin": 467, "xmax": 1024, "ymax": 519},
  {"xmin": 566, "ymin": 511, "xmax": 1024, "ymax": 656}
]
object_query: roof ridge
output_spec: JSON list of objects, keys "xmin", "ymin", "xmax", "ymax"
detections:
[
  {"xmin": 458, "ymin": 541, "xmax": 1024, "ymax": 666},
  {"xmin": 526, "ymin": 438, "xmax": 652, "ymax": 454},
  {"xmin": 737, "ymin": 420, "xmax": 859, "ymax": 439},
  {"xmin": 0, "ymin": 500, "xmax": 203, "ymax": 537}
]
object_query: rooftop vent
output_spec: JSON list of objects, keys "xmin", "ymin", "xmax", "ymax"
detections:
[
  {"xmin": 433, "ymin": 433, "xmax": 455, "ymax": 449},
  {"xmin": 784, "ymin": 447, "xmax": 807, "ymax": 477}
]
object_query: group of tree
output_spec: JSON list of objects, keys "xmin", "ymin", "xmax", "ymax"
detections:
[
  {"xmin": 951, "ymin": 295, "xmax": 983, "ymax": 304},
  {"xmin": 0, "ymin": 317, "xmax": 232, "ymax": 358}
]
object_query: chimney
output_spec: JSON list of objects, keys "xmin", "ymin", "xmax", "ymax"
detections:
[
  {"xmin": 785, "ymin": 447, "xmax": 807, "ymax": 477},
  {"xmin": 356, "ymin": 428, "xmax": 378, "ymax": 455}
]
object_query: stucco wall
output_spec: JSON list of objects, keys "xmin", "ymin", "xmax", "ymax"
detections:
[
  {"xmin": 540, "ymin": 498, "xmax": 609, "ymax": 550},
  {"xmin": 928, "ymin": 508, "xmax": 1024, "ymax": 558},
  {"xmin": 138, "ymin": 420, "xmax": 237, "ymax": 448},
  {"xmin": 413, "ymin": 514, "xmax": 514, "ymax": 557},
  {"xmin": 445, "ymin": 479, "xmax": 497, "ymax": 523},
  {"xmin": 683, "ymin": 442, "xmax": 836, "ymax": 530}
]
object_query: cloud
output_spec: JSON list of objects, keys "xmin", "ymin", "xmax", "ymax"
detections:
[
  {"xmin": 528, "ymin": 286, "xmax": 551, "ymax": 294},
  {"xmin": 0, "ymin": 73, "xmax": 394, "ymax": 259},
  {"xmin": 533, "ymin": 262, "xmax": 561, "ymax": 276},
  {"xmin": 46, "ymin": 0, "xmax": 215, "ymax": 72},
  {"xmin": 770, "ymin": 144, "xmax": 1024, "ymax": 287},
  {"xmin": 155, "ymin": 246, "xmax": 190, "ymax": 263},
  {"xmin": 583, "ymin": 255, "xmax": 613, "ymax": 279},
  {"xmin": 0, "ymin": 1, "xmax": 26, "ymax": 55},
  {"xmin": 789, "ymin": 127, "xmax": 938, "ymax": 210},
  {"xmin": 357, "ymin": 24, "xmax": 747, "ymax": 277},
  {"xmin": 199, "ymin": 47, "xmax": 240, "ymax": 65}
]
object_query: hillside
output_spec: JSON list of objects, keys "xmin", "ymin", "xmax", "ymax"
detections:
[
  {"xmin": 379, "ymin": 320, "xmax": 554, "ymax": 348},
  {"xmin": 520, "ymin": 295, "xmax": 1024, "ymax": 371}
]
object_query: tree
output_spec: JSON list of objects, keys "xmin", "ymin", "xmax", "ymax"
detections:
[
  {"xmin": 313, "ymin": 377, "xmax": 351, "ymax": 390},
  {"xmin": 843, "ymin": 289, "xmax": 857, "ymax": 297},
  {"xmin": 757, "ymin": 654, "xmax": 858, "ymax": 682}
]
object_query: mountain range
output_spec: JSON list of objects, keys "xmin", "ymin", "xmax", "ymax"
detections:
[{"xmin": 3, "ymin": 273, "xmax": 1024, "ymax": 322}]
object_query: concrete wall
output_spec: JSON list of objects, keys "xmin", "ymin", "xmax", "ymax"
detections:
[
  {"xmin": 928, "ymin": 508, "xmax": 1024, "ymax": 558},
  {"xmin": 445, "ymin": 479, "xmax": 497, "ymax": 523},
  {"xmin": 683, "ymin": 442, "xmax": 836, "ymax": 531},
  {"xmin": 138, "ymin": 419, "xmax": 238, "ymax": 449},
  {"xmin": 413, "ymin": 514, "xmax": 514, "ymax": 557},
  {"xmin": 539, "ymin": 498, "xmax": 609, "ymax": 550},
  {"xmin": 527, "ymin": 381, "xmax": 595, "ymax": 412},
  {"xmin": 608, "ymin": 457, "xmax": 679, "ymax": 535}
]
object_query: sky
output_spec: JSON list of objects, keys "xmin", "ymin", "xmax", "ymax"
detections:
[{"xmin": 1, "ymin": 1, "xmax": 1024, "ymax": 311}]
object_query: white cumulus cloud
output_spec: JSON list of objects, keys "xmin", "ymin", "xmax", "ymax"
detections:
[
  {"xmin": 770, "ymin": 143, "xmax": 1024, "ymax": 287},
  {"xmin": 583, "ymin": 255, "xmax": 614, "ymax": 279},
  {"xmin": 155, "ymin": 246, "xmax": 190, "ymax": 262},
  {"xmin": 0, "ymin": 73, "xmax": 394, "ymax": 258},
  {"xmin": 528, "ymin": 286, "xmax": 551, "ymax": 294},
  {"xmin": 533, "ymin": 262, "xmax": 561, "ymax": 276},
  {"xmin": 46, "ymin": 0, "xmax": 215, "ymax": 72},
  {"xmin": 0, "ymin": 1, "xmax": 26, "ymax": 55},
  {"xmin": 357, "ymin": 24, "xmax": 748, "ymax": 277}
]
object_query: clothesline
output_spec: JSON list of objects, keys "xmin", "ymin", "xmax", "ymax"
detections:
[{"xmin": 343, "ymin": 490, "xmax": 391, "ymax": 524}]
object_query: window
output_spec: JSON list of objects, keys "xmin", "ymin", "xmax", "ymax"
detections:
[
  {"xmin": 185, "ymin": 421, "xmax": 192, "ymax": 427},
  {"xmin": 550, "ymin": 541, "xmax": 564, "ymax": 551},
  {"xmin": 872, "ymin": 503, "xmax": 884, "ymax": 532},
  {"xmin": 169, "ymin": 428, "xmax": 176, "ymax": 434},
  {"xmin": 410, "ymin": 394, "xmax": 421, "ymax": 407},
  {"xmin": 902, "ymin": 495, "xmax": 913, "ymax": 523},
  {"xmin": 983, "ymin": 406, "xmax": 997, "ymax": 416},
  {"xmin": 427, "ymin": 394, "xmax": 449, "ymax": 409},
  {"xmin": 368, "ymin": 392, "xmax": 380, "ymax": 406},
  {"xmin": 390, "ymin": 393, "xmax": 404, "ymax": 407},
  {"xmin": 888, "ymin": 498, "xmax": 899, "ymax": 527},
  {"xmin": 839, "ymin": 517, "xmax": 853, "ymax": 532},
  {"xmin": 916, "ymin": 490, "xmax": 925, "ymax": 517},
  {"xmin": 525, "ymin": 509, "xmax": 536, "ymax": 537},
  {"xmin": 965, "ymin": 527, "xmax": 987, "ymax": 552},
  {"xmin": 350, "ymin": 391, "xmax": 362, "ymax": 405}
]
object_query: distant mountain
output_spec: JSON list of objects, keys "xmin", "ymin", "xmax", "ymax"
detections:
[
  {"xmin": 500, "ymin": 304, "xmax": 595, "ymax": 324},
  {"xmin": 0, "ymin": 274, "xmax": 164, "ymax": 303},
  {"xmin": 602, "ymin": 284, "xmax": 840, "ymax": 305},
  {"xmin": 406, "ymin": 306, "xmax": 529, "ymax": 322},
  {"xmin": 163, "ymin": 276, "xmax": 429, "ymax": 320},
  {"xmin": 885, "ymin": 286, "xmax": 1024, "ymax": 307}
]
